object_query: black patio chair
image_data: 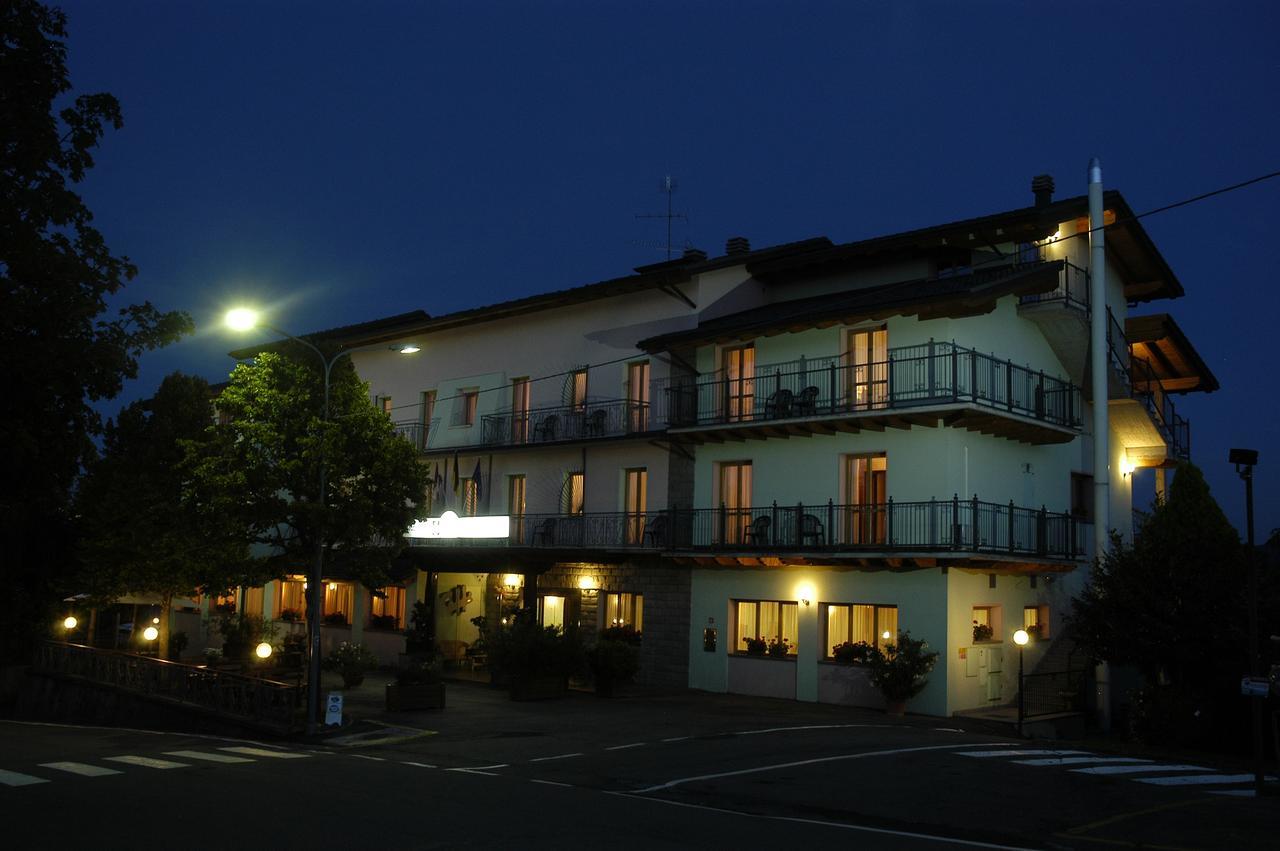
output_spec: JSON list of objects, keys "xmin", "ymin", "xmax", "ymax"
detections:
[
  {"xmin": 742, "ymin": 515, "xmax": 771, "ymax": 547},
  {"xmin": 794, "ymin": 385, "xmax": 820, "ymax": 416},
  {"xmin": 642, "ymin": 514, "xmax": 667, "ymax": 547},
  {"xmin": 763, "ymin": 388, "xmax": 794, "ymax": 419},
  {"xmin": 533, "ymin": 517, "xmax": 557, "ymax": 546},
  {"xmin": 534, "ymin": 414, "xmax": 559, "ymax": 442},
  {"xmin": 584, "ymin": 408, "xmax": 608, "ymax": 437},
  {"xmin": 800, "ymin": 513, "xmax": 826, "ymax": 547}
]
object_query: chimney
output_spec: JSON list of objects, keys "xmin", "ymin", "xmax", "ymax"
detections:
[
  {"xmin": 1031, "ymin": 174, "xmax": 1055, "ymax": 207},
  {"xmin": 682, "ymin": 246, "xmax": 707, "ymax": 261},
  {"xmin": 725, "ymin": 236, "xmax": 751, "ymax": 256}
]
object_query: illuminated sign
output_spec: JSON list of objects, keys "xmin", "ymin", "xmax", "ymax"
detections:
[{"xmin": 405, "ymin": 511, "xmax": 510, "ymax": 539}]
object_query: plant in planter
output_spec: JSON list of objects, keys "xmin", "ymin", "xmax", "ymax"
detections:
[
  {"xmin": 211, "ymin": 613, "xmax": 277, "ymax": 665},
  {"xmin": 323, "ymin": 641, "xmax": 379, "ymax": 688},
  {"xmin": 743, "ymin": 636, "xmax": 768, "ymax": 656},
  {"xmin": 972, "ymin": 622, "xmax": 994, "ymax": 643},
  {"xmin": 599, "ymin": 624, "xmax": 642, "ymax": 645},
  {"xmin": 588, "ymin": 639, "xmax": 640, "ymax": 697},
  {"xmin": 323, "ymin": 611, "xmax": 349, "ymax": 627},
  {"xmin": 766, "ymin": 638, "xmax": 791, "ymax": 658},
  {"xmin": 278, "ymin": 608, "xmax": 301, "ymax": 623},
  {"xmin": 487, "ymin": 614, "xmax": 583, "ymax": 700},
  {"xmin": 386, "ymin": 660, "xmax": 446, "ymax": 711},
  {"xmin": 867, "ymin": 630, "xmax": 938, "ymax": 715},
  {"xmin": 369, "ymin": 614, "xmax": 398, "ymax": 630},
  {"xmin": 1024, "ymin": 622, "xmax": 1043, "ymax": 641},
  {"xmin": 831, "ymin": 640, "xmax": 874, "ymax": 665}
]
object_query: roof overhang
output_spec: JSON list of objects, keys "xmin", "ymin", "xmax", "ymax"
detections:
[{"xmin": 1126, "ymin": 313, "xmax": 1219, "ymax": 394}]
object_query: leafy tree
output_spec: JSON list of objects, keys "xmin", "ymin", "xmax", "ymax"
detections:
[
  {"xmin": 75, "ymin": 373, "xmax": 252, "ymax": 658},
  {"xmin": 1, "ymin": 1, "xmax": 192, "ymax": 660},
  {"xmin": 186, "ymin": 349, "xmax": 429, "ymax": 605},
  {"xmin": 1072, "ymin": 463, "xmax": 1275, "ymax": 746}
]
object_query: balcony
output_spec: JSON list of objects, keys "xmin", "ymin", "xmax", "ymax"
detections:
[
  {"xmin": 406, "ymin": 498, "xmax": 1089, "ymax": 571},
  {"xmin": 656, "ymin": 342, "xmax": 1082, "ymax": 446},
  {"xmin": 1106, "ymin": 312, "xmax": 1191, "ymax": 462},
  {"xmin": 392, "ymin": 418, "xmax": 438, "ymax": 453},
  {"xmin": 480, "ymin": 399, "xmax": 654, "ymax": 448}
]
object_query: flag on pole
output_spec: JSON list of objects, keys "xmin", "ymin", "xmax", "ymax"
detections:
[
  {"xmin": 436, "ymin": 460, "xmax": 447, "ymax": 509},
  {"xmin": 471, "ymin": 459, "xmax": 483, "ymax": 506},
  {"xmin": 452, "ymin": 451, "xmax": 460, "ymax": 495}
]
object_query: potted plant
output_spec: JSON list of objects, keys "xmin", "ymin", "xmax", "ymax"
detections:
[
  {"xmin": 831, "ymin": 640, "xmax": 874, "ymax": 665},
  {"xmin": 323, "ymin": 611, "xmax": 349, "ymax": 627},
  {"xmin": 867, "ymin": 630, "xmax": 938, "ymax": 716},
  {"xmin": 386, "ymin": 659, "xmax": 446, "ymax": 711},
  {"xmin": 972, "ymin": 622, "xmax": 994, "ymax": 643},
  {"xmin": 488, "ymin": 614, "xmax": 582, "ymax": 700},
  {"xmin": 323, "ymin": 641, "xmax": 379, "ymax": 689},
  {"xmin": 399, "ymin": 600, "xmax": 435, "ymax": 669},
  {"xmin": 743, "ymin": 636, "xmax": 768, "ymax": 656},
  {"xmin": 588, "ymin": 638, "xmax": 640, "ymax": 697},
  {"xmin": 766, "ymin": 638, "xmax": 791, "ymax": 658}
]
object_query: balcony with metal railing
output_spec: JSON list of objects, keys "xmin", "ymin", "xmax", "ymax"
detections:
[
  {"xmin": 654, "ymin": 342, "xmax": 1082, "ymax": 446},
  {"xmin": 405, "ymin": 497, "xmax": 1089, "ymax": 570},
  {"xmin": 1105, "ymin": 311, "xmax": 1191, "ymax": 462},
  {"xmin": 1017, "ymin": 259, "xmax": 1091, "ymax": 313},
  {"xmin": 480, "ymin": 399, "xmax": 656, "ymax": 448}
]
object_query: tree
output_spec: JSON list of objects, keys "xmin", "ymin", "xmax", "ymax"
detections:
[
  {"xmin": 1, "ymin": 1, "xmax": 192, "ymax": 660},
  {"xmin": 186, "ymin": 349, "xmax": 429, "ymax": 605},
  {"xmin": 75, "ymin": 373, "xmax": 251, "ymax": 658},
  {"xmin": 1071, "ymin": 463, "xmax": 1269, "ymax": 746}
]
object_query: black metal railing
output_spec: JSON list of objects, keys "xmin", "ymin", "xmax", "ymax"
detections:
[
  {"xmin": 1018, "ymin": 260, "xmax": 1090, "ymax": 311},
  {"xmin": 656, "ymin": 342, "xmax": 1082, "ymax": 431},
  {"xmin": 392, "ymin": 417, "xmax": 439, "ymax": 453},
  {"xmin": 1107, "ymin": 310, "xmax": 1191, "ymax": 460},
  {"xmin": 32, "ymin": 641, "xmax": 303, "ymax": 732},
  {"xmin": 407, "ymin": 498, "xmax": 1089, "ymax": 560},
  {"xmin": 1021, "ymin": 667, "xmax": 1088, "ymax": 719},
  {"xmin": 480, "ymin": 399, "xmax": 653, "ymax": 447}
]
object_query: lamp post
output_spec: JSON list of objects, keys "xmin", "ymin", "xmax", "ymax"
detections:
[
  {"xmin": 1229, "ymin": 447, "xmax": 1263, "ymax": 797},
  {"xmin": 225, "ymin": 307, "xmax": 419, "ymax": 732},
  {"xmin": 1013, "ymin": 628, "xmax": 1030, "ymax": 737}
]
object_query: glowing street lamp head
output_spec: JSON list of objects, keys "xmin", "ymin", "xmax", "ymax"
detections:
[
  {"xmin": 225, "ymin": 307, "xmax": 260, "ymax": 332},
  {"xmin": 255, "ymin": 642, "xmax": 273, "ymax": 659},
  {"xmin": 1013, "ymin": 628, "xmax": 1030, "ymax": 646},
  {"xmin": 142, "ymin": 626, "xmax": 159, "ymax": 641},
  {"xmin": 62, "ymin": 616, "xmax": 78, "ymax": 630}
]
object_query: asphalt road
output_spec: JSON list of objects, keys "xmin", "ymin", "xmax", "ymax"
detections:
[{"xmin": 2, "ymin": 686, "xmax": 1276, "ymax": 849}]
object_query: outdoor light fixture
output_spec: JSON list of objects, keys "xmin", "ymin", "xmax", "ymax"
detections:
[
  {"xmin": 797, "ymin": 583, "xmax": 815, "ymax": 606},
  {"xmin": 502, "ymin": 574, "xmax": 522, "ymax": 591},
  {"xmin": 142, "ymin": 626, "xmax": 159, "ymax": 642},
  {"xmin": 1228, "ymin": 446, "xmax": 1264, "ymax": 796},
  {"xmin": 1013, "ymin": 629, "xmax": 1030, "ymax": 646},
  {"xmin": 255, "ymin": 642, "xmax": 273, "ymax": 660},
  {"xmin": 152, "ymin": 617, "xmax": 160, "ymax": 624},
  {"xmin": 397, "ymin": 344, "xmax": 421, "ymax": 354},
  {"xmin": 882, "ymin": 630, "xmax": 892, "ymax": 642},
  {"xmin": 62, "ymin": 616, "xmax": 77, "ymax": 630},
  {"xmin": 224, "ymin": 307, "xmax": 260, "ymax": 332},
  {"xmin": 1014, "ymin": 628, "xmax": 1030, "ymax": 737},
  {"xmin": 1120, "ymin": 457, "xmax": 1136, "ymax": 478},
  {"xmin": 327, "ymin": 582, "xmax": 337, "ymax": 591},
  {"xmin": 577, "ymin": 575, "xmax": 599, "ymax": 594}
]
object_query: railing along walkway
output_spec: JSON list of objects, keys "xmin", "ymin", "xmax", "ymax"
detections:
[{"xmin": 32, "ymin": 641, "xmax": 303, "ymax": 733}]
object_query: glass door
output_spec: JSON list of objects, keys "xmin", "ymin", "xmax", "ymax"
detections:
[
  {"xmin": 719, "ymin": 461, "xmax": 753, "ymax": 544},
  {"xmin": 849, "ymin": 328, "xmax": 888, "ymax": 409},
  {"xmin": 511, "ymin": 378, "xmax": 531, "ymax": 443},
  {"xmin": 624, "ymin": 468, "xmax": 647, "ymax": 544},
  {"xmin": 845, "ymin": 454, "xmax": 887, "ymax": 544},
  {"xmin": 723, "ymin": 345, "xmax": 755, "ymax": 422},
  {"xmin": 627, "ymin": 361, "xmax": 650, "ymax": 432}
]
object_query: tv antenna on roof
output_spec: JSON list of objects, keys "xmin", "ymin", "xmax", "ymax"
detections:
[{"xmin": 635, "ymin": 175, "xmax": 688, "ymax": 260}]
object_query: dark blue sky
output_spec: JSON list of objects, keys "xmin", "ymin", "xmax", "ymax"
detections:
[{"xmin": 62, "ymin": 1, "xmax": 1278, "ymax": 536}]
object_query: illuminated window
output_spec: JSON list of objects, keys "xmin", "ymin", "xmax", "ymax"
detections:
[
  {"xmin": 243, "ymin": 587, "xmax": 264, "ymax": 617},
  {"xmin": 539, "ymin": 595, "xmax": 566, "ymax": 630},
  {"xmin": 972, "ymin": 605, "xmax": 1000, "ymax": 643},
  {"xmin": 1023, "ymin": 605, "xmax": 1050, "ymax": 639},
  {"xmin": 370, "ymin": 586, "xmax": 406, "ymax": 630},
  {"xmin": 733, "ymin": 599, "xmax": 798, "ymax": 656},
  {"xmin": 570, "ymin": 369, "xmax": 588, "ymax": 411},
  {"xmin": 376, "ymin": 396, "xmax": 393, "ymax": 417},
  {"xmin": 323, "ymin": 582, "xmax": 355, "ymax": 626},
  {"xmin": 419, "ymin": 390, "xmax": 436, "ymax": 451},
  {"xmin": 718, "ymin": 461, "xmax": 752, "ymax": 544},
  {"xmin": 822, "ymin": 603, "xmax": 898, "ymax": 658},
  {"xmin": 509, "ymin": 475, "xmax": 526, "ymax": 540},
  {"xmin": 848, "ymin": 327, "xmax": 888, "ymax": 409},
  {"xmin": 511, "ymin": 378, "xmax": 531, "ymax": 442},
  {"xmin": 624, "ymin": 468, "xmax": 647, "ymax": 544},
  {"xmin": 627, "ymin": 361, "xmax": 650, "ymax": 432},
  {"xmin": 722, "ymin": 345, "xmax": 755, "ymax": 421},
  {"xmin": 603, "ymin": 593, "xmax": 643, "ymax": 632},
  {"xmin": 565, "ymin": 472, "xmax": 584, "ymax": 516},
  {"xmin": 276, "ymin": 577, "xmax": 306, "ymax": 621}
]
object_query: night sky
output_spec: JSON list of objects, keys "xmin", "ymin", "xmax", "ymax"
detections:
[{"xmin": 59, "ymin": 1, "xmax": 1278, "ymax": 536}]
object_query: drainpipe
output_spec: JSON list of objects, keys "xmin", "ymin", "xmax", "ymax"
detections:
[{"xmin": 1089, "ymin": 156, "xmax": 1112, "ymax": 732}]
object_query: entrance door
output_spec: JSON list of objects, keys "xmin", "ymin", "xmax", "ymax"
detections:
[
  {"xmin": 723, "ymin": 345, "xmax": 755, "ymax": 422},
  {"xmin": 719, "ymin": 461, "xmax": 753, "ymax": 544},
  {"xmin": 845, "ymin": 454, "xmax": 887, "ymax": 544}
]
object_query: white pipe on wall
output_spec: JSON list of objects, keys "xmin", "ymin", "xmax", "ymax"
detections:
[{"xmin": 1089, "ymin": 156, "xmax": 1112, "ymax": 734}]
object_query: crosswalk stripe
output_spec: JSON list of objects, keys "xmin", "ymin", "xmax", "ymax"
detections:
[
  {"xmin": 39, "ymin": 762, "xmax": 122, "ymax": 777},
  {"xmin": 1013, "ymin": 756, "xmax": 1150, "ymax": 767},
  {"xmin": 0, "ymin": 769, "xmax": 48, "ymax": 787},
  {"xmin": 218, "ymin": 747, "xmax": 309, "ymax": 759},
  {"xmin": 1134, "ymin": 773, "xmax": 1260, "ymax": 786},
  {"xmin": 1071, "ymin": 763, "xmax": 1209, "ymax": 776},
  {"xmin": 959, "ymin": 749, "xmax": 1089, "ymax": 758},
  {"xmin": 103, "ymin": 755, "xmax": 189, "ymax": 769},
  {"xmin": 164, "ymin": 750, "xmax": 253, "ymax": 764}
]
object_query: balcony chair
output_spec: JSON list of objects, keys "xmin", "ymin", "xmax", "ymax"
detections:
[
  {"xmin": 533, "ymin": 517, "xmax": 557, "ymax": 546},
  {"xmin": 584, "ymin": 408, "xmax": 608, "ymax": 437},
  {"xmin": 641, "ymin": 514, "xmax": 667, "ymax": 547},
  {"xmin": 534, "ymin": 414, "xmax": 559, "ymax": 442},
  {"xmin": 763, "ymin": 388, "xmax": 794, "ymax": 419},
  {"xmin": 742, "ymin": 515, "xmax": 771, "ymax": 547},
  {"xmin": 800, "ymin": 513, "xmax": 826, "ymax": 547},
  {"xmin": 794, "ymin": 385, "xmax": 820, "ymax": 416}
]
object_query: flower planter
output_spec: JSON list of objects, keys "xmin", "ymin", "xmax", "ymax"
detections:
[
  {"xmin": 510, "ymin": 675, "xmax": 568, "ymax": 701},
  {"xmin": 385, "ymin": 682, "xmax": 446, "ymax": 711}
]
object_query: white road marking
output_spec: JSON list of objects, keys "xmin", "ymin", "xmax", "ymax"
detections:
[
  {"xmin": 349, "ymin": 754, "xmax": 386, "ymax": 761},
  {"xmin": 631, "ymin": 742, "xmax": 1019, "ymax": 794},
  {"xmin": 1071, "ymin": 763, "xmax": 1209, "ymax": 776},
  {"xmin": 661, "ymin": 736, "xmax": 690, "ymax": 743},
  {"xmin": 104, "ymin": 756, "xmax": 188, "ymax": 769},
  {"xmin": 959, "ymin": 749, "xmax": 1089, "ymax": 758},
  {"xmin": 0, "ymin": 769, "xmax": 49, "ymax": 787},
  {"xmin": 1210, "ymin": 790, "xmax": 1256, "ymax": 797},
  {"xmin": 445, "ymin": 764, "xmax": 509, "ymax": 774},
  {"xmin": 530, "ymin": 752, "xmax": 584, "ymax": 762},
  {"xmin": 403, "ymin": 761, "xmax": 437, "ymax": 768},
  {"xmin": 1135, "ymin": 774, "xmax": 1267, "ymax": 786},
  {"xmin": 40, "ymin": 762, "xmax": 122, "ymax": 777},
  {"xmin": 734, "ymin": 724, "xmax": 892, "ymax": 736},
  {"xmin": 218, "ymin": 747, "xmax": 308, "ymax": 759},
  {"xmin": 605, "ymin": 742, "xmax": 646, "ymax": 751},
  {"xmin": 450, "ymin": 768, "xmax": 502, "ymax": 776},
  {"xmin": 530, "ymin": 779, "xmax": 573, "ymax": 787},
  {"xmin": 1013, "ymin": 757, "xmax": 1150, "ymax": 767},
  {"xmin": 163, "ymin": 750, "xmax": 252, "ymax": 764},
  {"xmin": 605, "ymin": 791, "xmax": 1035, "ymax": 850}
]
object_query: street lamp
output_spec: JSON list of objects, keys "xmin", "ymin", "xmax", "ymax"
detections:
[
  {"xmin": 255, "ymin": 642, "xmax": 273, "ymax": 660},
  {"xmin": 224, "ymin": 307, "xmax": 420, "ymax": 732},
  {"xmin": 62, "ymin": 615, "xmax": 78, "ymax": 631},
  {"xmin": 1013, "ymin": 628, "xmax": 1030, "ymax": 737},
  {"xmin": 1229, "ymin": 447, "xmax": 1263, "ymax": 797}
]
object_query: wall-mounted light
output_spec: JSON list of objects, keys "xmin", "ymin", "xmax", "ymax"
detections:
[
  {"xmin": 796, "ymin": 582, "xmax": 815, "ymax": 607},
  {"xmin": 503, "ymin": 574, "xmax": 523, "ymax": 592},
  {"xmin": 1120, "ymin": 457, "xmax": 1136, "ymax": 478},
  {"xmin": 327, "ymin": 582, "xmax": 337, "ymax": 591},
  {"xmin": 577, "ymin": 575, "xmax": 599, "ymax": 595}
]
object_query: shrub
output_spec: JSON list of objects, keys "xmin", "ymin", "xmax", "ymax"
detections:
[
  {"xmin": 404, "ymin": 601, "xmax": 434, "ymax": 653},
  {"xmin": 212, "ymin": 614, "xmax": 277, "ymax": 663},
  {"xmin": 589, "ymin": 639, "xmax": 640, "ymax": 686},
  {"xmin": 395, "ymin": 659, "xmax": 442, "ymax": 687},
  {"xmin": 487, "ymin": 613, "xmax": 583, "ymax": 680},
  {"xmin": 323, "ymin": 611, "xmax": 348, "ymax": 627},
  {"xmin": 868, "ymin": 630, "xmax": 938, "ymax": 703},
  {"xmin": 831, "ymin": 640, "xmax": 874, "ymax": 665},
  {"xmin": 323, "ymin": 642, "xmax": 379, "ymax": 688},
  {"xmin": 278, "ymin": 608, "xmax": 301, "ymax": 622},
  {"xmin": 600, "ymin": 624, "xmax": 642, "ymax": 645},
  {"xmin": 369, "ymin": 614, "xmax": 399, "ymax": 630}
]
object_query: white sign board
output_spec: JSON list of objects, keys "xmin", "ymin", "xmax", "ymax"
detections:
[
  {"xmin": 325, "ymin": 692, "xmax": 344, "ymax": 726},
  {"xmin": 405, "ymin": 511, "xmax": 510, "ymax": 540}
]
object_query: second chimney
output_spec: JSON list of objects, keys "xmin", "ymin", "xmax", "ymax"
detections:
[
  {"xmin": 1031, "ymin": 174, "xmax": 1055, "ymax": 207},
  {"xmin": 725, "ymin": 236, "xmax": 751, "ymax": 255}
]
